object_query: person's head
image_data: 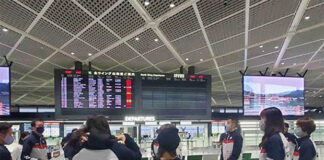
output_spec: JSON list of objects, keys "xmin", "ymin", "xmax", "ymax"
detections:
[
  {"xmin": 225, "ymin": 117, "xmax": 240, "ymax": 132},
  {"xmin": 19, "ymin": 131, "xmax": 30, "ymax": 145},
  {"xmin": 156, "ymin": 124, "xmax": 176, "ymax": 135},
  {"xmin": 259, "ymin": 107, "xmax": 284, "ymax": 147},
  {"xmin": 294, "ymin": 117, "xmax": 316, "ymax": 138},
  {"xmin": 31, "ymin": 119, "xmax": 44, "ymax": 135},
  {"xmin": 157, "ymin": 127, "xmax": 180, "ymax": 159},
  {"xmin": 0, "ymin": 122, "xmax": 13, "ymax": 145},
  {"xmin": 84, "ymin": 115, "xmax": 111, "ymax": 135},
  {"xmin": 284, "ymin": 122, "xmax": 289, "ymax": 133},
  {"xmin": 72, "ymin": 128, "xmax": 78, "ymax": 133}
]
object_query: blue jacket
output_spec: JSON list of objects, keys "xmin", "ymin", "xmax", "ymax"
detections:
[
  {"xmin": 263, "ymin": 133, "xmax": 285, "ymax": 160},
  {"xmin": 221, "ymin": 129, "xmax": 243, "ymax": 160},
  {"xmin": 21, "ymin": 131, "xmax": 49, "ymax": 160},
  {"xmin": 296, "ymin": 136, "xmax": 316, "ymax": 160},
  {"xmin": 0, "ymin": 144, "xmax": 11, "ymax": 160}
]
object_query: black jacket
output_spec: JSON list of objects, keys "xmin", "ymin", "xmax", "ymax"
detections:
[
  {"xmin": 296, "ymin": 136, "xmax": 316, "ymax": 160},
  {"xmin": 263, "ymin": 133, "xmax": 285, "ymax": 160},
  {"xmin": 284, "ymin": 132, "xmax": 297, "ymax": 144},
  {"xmin": 21, "ymin": 131, "xmax": 49, "ymax": 160},
  {"xmin": 0, "ymin": 144, "xmax": 11, "ymax": 160},
  {"xmin": 221, "ymin": 129, "xmax": 243, "ymax": 160}
]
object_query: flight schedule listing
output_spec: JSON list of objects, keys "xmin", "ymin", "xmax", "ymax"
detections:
[{"xmin": 60, "ymin": 70, "xmax": 134, "ymax": 109}]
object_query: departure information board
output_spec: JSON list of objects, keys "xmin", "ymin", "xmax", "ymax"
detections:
[{"xmin": 55, "ymin": 70, "xmax": 211, "ymax": 120}]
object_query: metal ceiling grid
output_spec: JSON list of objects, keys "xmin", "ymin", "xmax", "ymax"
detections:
[
  {"xmin": 29, "ymin": 18, "xmax": 73, "ymax": 48},
  {"xmin": 9, "ymin": 50, "xmax": 42, "ymax": 67},
  {"xmin": 218, "ymin": 61, "xmax": 244, "ymax": 76},
  {"xmin": 0, "ymin": 27, "xmax": 21, "ymax": 47},
  {"xmin": 139, "ymin": 0, "xmax": 187, "ymax": 19},
  {"xmin": 48, "ymin": 52, "xmax": 77, "ymax": 68},
  {"xmin": 308, "ymin": 0, "xmax": 324, "ymax": 7},
  {"xmin": 124, "ymin": 56, "xmax": 151, "ymax": 71},
  {"xmin": 38, "ymin": 62, "xmax": 64, "ymax": 74},
  {"xmin": 126, "ymin": 29, "xmax": 163, "ymax": 54},
  {"xmin": 91, "ymin": 55, "xmax": 119, "ymax": 69},
  {"xmin": 307, "ymin": 59, "xmax": 324, "ymax": 70},
  {"xmin": 109, "ymin": 65, "xmax": 131, "ymax": 72},
  {"xmin": 143, "ymin": 46, "xmax": 174, "ymax": 64},
  {"xmin": 298, "ymin": 4, "xmax": 324, "ymax": 29},
  {"xmin": 79, "ymin": 22, "xmax": 119, "ymax": 50},
  {"xmin": 139, "ymin": 66, "xmax": 160, "ymax": 73},
  {"xmin": 105, "ymin": 43, "xmax": 138, "ymax": 63},
  {"xmin": 313, "ymin": 50, "xmax": 324, "ymax": 60},
  {"xmin": 0, "ymin": 0, "xmax": 37, "ymax": 31},
  {"xmin": 280, "ymin": 52, "xmax": 314, "ymax": 68},
  {"xmin": 155, "ymin": 58, "xmax": 181, "ymax": 72},
  {"xmin": 206, "ymin": 12, "xmax": 245, "ymax": 43},
  {"xmin": 216, "ymin": 50, "xmax": 245, "ymax": 67},
  {"xmin": 17, "ymin": 0, "xmax": 48, "ymax": 13},
  {"xmin": 16, "ymin": 37, "xmax": 54, "ymax": 59},
  {"xmin": 247, "ymin": 52, "xmax": 278, "ymax": 67},
  {"xmin": 100, "ymin": 0, "xmax": 146, "ymax": 37},
  {"xmin": 10, "ymin": 62, "xmax": 34, "ymax": 74},
  {"xmin": 180, "ymin": 47, "xmax": 212, "ymax": 65},
  {"xmin": 247, "ymin": 38, "xmax": 284, "ymax": 58},
  {"xmin": 0, "ymin": 44, "xmax": 11, "ymax": 57},
  {"xmin": 159, "ymin": 7, "xmax": 200, "ymax": 41},
  {"xmin": 211, "ymin": 34, "xmax": 245, "ymax": 57},
  {"xmin": 194, "ymin": 60, "xmax": 215, "ymax": 73},
  {"xmin": 62, "ymin": 39, "xmax": 98, "ymax": 60},
  {"xmin": 44, "ymin": 0, "xmax": 94, "ymax": 34},
  {"xmin": 283, "ymin": 40, "xmax": 323, "ymax": 58},
  {"xmin": 222, "ymin": 72, "xmax": 242, "ymax": 81},
  {"xmin": 76, "ymin": 0, "xmax": 119, "ymax": 17},
  {"xmin": 29, "ymin": 69, "xmax": 54, "ymax": 80}
]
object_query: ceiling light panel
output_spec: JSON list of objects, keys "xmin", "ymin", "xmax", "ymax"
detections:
[
  {"xmin": 206, "ymin": 12, "xmax": 244, "ymax": 43},
  {"xmin": 143, "ymin": 46, "xmax": 174, "ymax": 64},
  {"xmin": 126, "ymin": 29, "xmax": 163, "ymax": 54},
  {"xmin": 159, "ymin": 7, "xmax": 200, "ymax": 41},
  {"xmin": 298, "ymin": 5, "xmax": 324, "ymax": 30},
  {"xmin": 139, "ymin": 0, "xmax": 187, "ymax": 19},
  {"xmin": 30, "ymin": 18, "xmax": 73, "ymax": 47},
  {"xmin": 0, "ymin": 26, "xmax": 21, "ymax": 47},
  {"xmin": 79, "ymin": 22, "xmax": 119, "ymax": 50},
  {"xmin": 17, "ymin": 37, "xmax": 54, "ymax": 59},
  {"xmin": 62, "ymin": 39, "xmax": 97, "ymax": 60},
  {"xmin": 197, "ymin": 0, "xmax": 245, "ymax": 26},
  {"xmin": 101, "ymin": 0, "xmax": 145, "ymax": 37},
  {"xmin": 44, "ymin": 0, "xmax": 93, "ymax": 34},
  {"xmin": 180, "ymin": 47, "xmax": 212, "ymax": 65},
  {"xmin": 0, "ymin": 0, "xmax": 37, "ymax": 31},
  {"xmin": 105, "ymin": 43, "xmax": 138, "ymax": 63},
  {"xmin": 76, "ymin": 0, "xmax": 119, "ymax": 17}
]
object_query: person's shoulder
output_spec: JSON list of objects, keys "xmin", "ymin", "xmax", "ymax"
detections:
[{"xmin": 268, "ymin": 133, "xmax": 282, "ymax": 143}]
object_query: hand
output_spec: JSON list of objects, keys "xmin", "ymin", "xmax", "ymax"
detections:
[
  {"xmin": 81, "ymin": 132, "xmax": 90, "ymax": 143},
  {"xmin": 116, "ymin": 134, "xmax": 126, "ymax": 144}
]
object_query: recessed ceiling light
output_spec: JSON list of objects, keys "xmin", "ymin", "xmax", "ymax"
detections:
[
  {"xmin": 293, "ymin": 63, "xmax": 297, "ymax": 66},
  {"xmin": 305, "ymin": 16, "xmax": 310, "ymax": 20},
  {"xmin": 281, "ymin": 62, "xmax": 285, "ymax": 65},
  {"xmin": 306, "ymin": 90, "xmax": 309, "ymax": 93},
  {"xmin": 40, "ymin": 47, "xmax": 44, "ymax": 50},
  {"xmin": 2, "ymin": 28, "xmax": 8, "ymax": 32},
  {"xmin": 71, "ymin": 52, "xmax": 75, "ymax": 55},
  {"xmin": 144, "ymin": 1, "xmax": 150, "ymax": 6},
  {"xmin": 170, "ymin": 3, "xmax": 175, "ymax": 8},
  {"xmin": 259, "ymin": 45, "xmax": 263, "ymax": 48},
  {"xmin": 320, "ymin": 95, "xmax": 322, "ymax": 98},
  {"xmin": 275, "ymin": 46, "xmax": 279, "ymax": 49},
  {"xmin": 262, "ymin": 50, "xmax": 265, "ymax": 52},
  {"xmin": 200, "ymin": 59, "xmax": 204, "ymax": 62},
  {"xmin": 154, "ymin": 38, "xmax": 159, "ymax": 42},
  {"xmin": 185, "ymin": 58, "xmax": 189, "ymax": 61},
  {"xmin": 135, "ymin": 37, "xmax": 139, "ymax": 41},
  {"xmin": 88, "ymin": 53, "xmax": 92, "ymax": 56}
]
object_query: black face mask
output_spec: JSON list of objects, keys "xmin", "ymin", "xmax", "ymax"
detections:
[{"xmin": 36, "ymin": 127, "xmax": 45, "ymax": 134}]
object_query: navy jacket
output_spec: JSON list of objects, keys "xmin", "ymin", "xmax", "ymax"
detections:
[
  {"xmin": 284, "ymin": 132, "xmax": 297, "ymax": 144},
  {"xmin": 296, "ymin": 136, "xmax": 316, "ymax": 160},
  {"xmin": 263, "ymin": 133, "xmax": 285, "ymax": 160},
  {"xmin": 221, "ymin": 129, "xmax": 243, "ymax": 160},
  {"xmin": 21, "ymin": 131, "xmax": 49, "ymax": 160},
  {"xmin": 0, "ymin": 144, "xmax": 11, "ymax": 160}
]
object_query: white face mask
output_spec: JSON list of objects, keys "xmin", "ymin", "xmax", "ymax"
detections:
[
  {"xmin": 225, "ymin": 123, "xmax": 231, "ymax": 132},
  {"xmin": 294, "ymin": 127, "xmax": 304, "ymax": 137},
  {"xmin": 259, "ymin": 120, "xmax": 265, "ymax": 131}
]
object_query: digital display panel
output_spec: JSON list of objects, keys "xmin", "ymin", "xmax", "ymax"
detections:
[
  {"xmin": 243, "ymin": 76, "xmax": 304, "ymax": 116},
  {"xmin": 0, "ymin": 67, "xmax": 10, "ymax": 116},
  {"xmin": 44, "ymin": 122, "xmax": 60, "ymax": 138},
  {"xmin": 55, "ymin": 70, "xmax": 135, "ymax": 117}
]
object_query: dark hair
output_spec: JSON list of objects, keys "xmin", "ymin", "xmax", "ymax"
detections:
[
  {"xmin": 31, "ymin": 119, "xmax": 44, "ymax": 127},
  {"xmin": 72, "ymin": 128, "xmax": 78, "ymax": 132},
  {"xmin": 19, "ymin": 132, "xmax": 30, "ymax": 145},
  {"xmin": 297, "ymin": 117, "xmax": 316, "ymax": 135},
  {"xmin": 284, "ymin": 122, "xmax": 289, "ymax": 128},
  {"xmin": 259, "ymin": 107, "xmax": 284, "ymax": 148},
  {"xmin": 0, "ymin": 123, "xmax": 12, "ymax": 135},
  {"xmin": 157, "ymin": 124, "xmax": 175, "ymax": 134},
  {"xmin": 227, "ymin": 117, "xmax": 241, "ymax": 133},
  {"xmin": 157, "ymin": 147, "xmax": 177, "ymax": 158}
]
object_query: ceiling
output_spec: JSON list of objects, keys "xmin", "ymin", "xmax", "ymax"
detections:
[{"xmin": 0, "ymin": 0, "xmax": 323, "ymax": 107}]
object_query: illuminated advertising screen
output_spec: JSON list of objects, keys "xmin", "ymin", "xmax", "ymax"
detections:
[{"xmin": 0, "ymin": 67, "xmax": 10, "ymax": 116}]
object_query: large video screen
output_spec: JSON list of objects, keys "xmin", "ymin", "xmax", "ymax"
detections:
[
  {"xmin": 0, "ymin": 67, "xmax": 10, "ymax": 116},
  {"xmin": 243, "ymin": 76, "xmax": 304, "ymax": 116},
  {"xmin": 55, "ymin": 70, "xmax": 135, "ymax": 117}
]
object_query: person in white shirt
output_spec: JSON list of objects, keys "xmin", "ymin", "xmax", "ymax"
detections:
[{"xmin": 10, "ymin": 131, "xmax": 30, "ymax": 160}]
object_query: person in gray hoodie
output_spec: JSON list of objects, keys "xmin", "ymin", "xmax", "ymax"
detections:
[{"xmin": 71, "ymin": 115, "xmax": 142, "ymax": 160}]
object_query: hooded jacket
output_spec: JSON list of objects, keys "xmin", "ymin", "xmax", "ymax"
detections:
[{"xmin": 72, "ymin": 130, "xmax": 141, "ymax": 160}]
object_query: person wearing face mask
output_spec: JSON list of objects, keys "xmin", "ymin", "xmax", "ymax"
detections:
[
  {"xmin": 259, "ymin": 107, "xmax": 290, "ymax": 160},
  {"xmin": 283, "ymin": 123, "xmax": 297, "ymax": 159},
  {"xmin": 293, "ymin": 117, "xmax": 318, "ymax": 160},
  {"xmin": 11, "ymin": 131, "xmax": 30, "ymax": 160},
  {"xmin": 0, "ymin": 122, "xmax": 14, "ymax": 160},
  {"xmin": 21, "ymin": 119, "xmax": 50, "ymax": 160},
  {"xmin": 220, "ymin": 117, "xmax": 243, "ymax": 160}
]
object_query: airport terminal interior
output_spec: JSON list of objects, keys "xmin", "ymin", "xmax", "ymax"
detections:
[{"xmin": 0, "ymin": 0, "xmax": 324, "ymax": 160}]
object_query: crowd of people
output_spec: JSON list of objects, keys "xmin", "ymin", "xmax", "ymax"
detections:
[{"xmin": 0, "ymin": 107, "xmax": 319, "ymax": 160}]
